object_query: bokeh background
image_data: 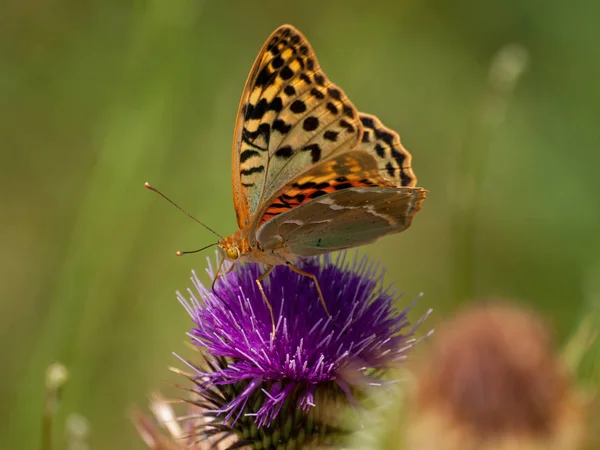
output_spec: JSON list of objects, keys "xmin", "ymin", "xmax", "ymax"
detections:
[{"xmin": 2, "ymin": 0, "xmax": 599, "ymax": 448}]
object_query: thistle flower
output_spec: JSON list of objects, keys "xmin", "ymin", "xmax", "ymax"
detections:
[
  {"xmin": 149, "ymin": 251, "xmax": 429, "ymax": 449},
  {"xmin": 405, "ymin": 301, "xmax": 586, "ymax": 450}
]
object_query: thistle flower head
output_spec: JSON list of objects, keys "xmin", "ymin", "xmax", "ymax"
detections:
[{"xmin": 178, "ymin": 252, "xmax": 427, "ymax": 430}]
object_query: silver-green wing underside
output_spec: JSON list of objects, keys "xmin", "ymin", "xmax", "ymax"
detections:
[{"xmin": 256, "ymin": 187, "xmax": 427, "ymax": 256}]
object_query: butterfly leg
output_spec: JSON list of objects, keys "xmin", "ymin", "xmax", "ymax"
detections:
[
  {"xmin": 211, "ymin": 257, "xmax": 235, "ymax": 294},
  {"xmin": 286, "ymin": 262, "xmax": 333, "ymax": 321},
  {"xmin": 210, "ymin": 258, "xmax": 237, "ymax": 306},
  {"xmin": 255, "ymin": 265, "xmax": 276, "ymax": 337}
]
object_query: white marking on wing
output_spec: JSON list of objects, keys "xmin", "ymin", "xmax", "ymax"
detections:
[
  {"xmin": 317, "ymin": 197, "xmax": 334, "ymax": 205},
  {"xmin": 344, "ymin": 189, "xmax": 400, "ymax": 226},
  {"xmin": 317, "ymin": 197, "xmax": 345, "ymax": 211},
  {"xmin": 407, "ymin": 192, "xmax": 417, "ymax": 216},
  {"xmin": 363, "ymin": 204, "xmax": 397, "ymax": 226},
  {"xmin": 282, "ymin": 219, "xmax": 305, "ymax": 226}
]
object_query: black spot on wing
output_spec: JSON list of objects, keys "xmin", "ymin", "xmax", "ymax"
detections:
[
  {"xmin": 244, "ymin": 97, "xmax": 283, "ymax": 121},
  {"xmin": 385, "ymin": 162, "xmax": 395, "ymax": 178},
  {"xmin": 269, "ymin": 200, "xmax": 291, "ymax": 209},
  {"xmin": 284, "ymin": 85, "xmax": 296, "ymax": 96},
  {"xmin": 267, "ymin": 38, "xmax": 279, "ymax": 54},
  {"xmin": 375, "ymin": 128, "xmax": 395, "ymax": 147},
  {"xmin": 314, "ymin": 181, "xmax": 331, "ymax": 189},
  {"xmin": 314, "ymin": 73, "xmax": 325, "ymax": 86},
  {"xmin": 280, "ymin": 65, "xmax": 294, "ymax": 80},
  {"xmin": 255, "ymin": 65, "xmax": 275, "ymax": 88},
  {"xmin": 272, "ymin": 55, "xmax": 284, "ymax": 69},
  {"xmin": 293, "ymin": 181, "xmax": 317, "ymax": 189},
  {"xmin": 327, "ymin": 87, "xmax": 341, "ymax": 100},
  {"xmin": 290, "ymin": 100, "xmax": 307, "ymax": 114},
  {"xmin": 241, "ymin": 165, "xmax": 265, "ymax": 176},
  {"xmin": 324, "ymin": 130, "xmax": 338, "ymax": 141},
  {"xmin": 281, "ymin": 192, "xmax": 305, "ymax": 203},
  {"xmin": 339, "ymin": 119, "xmax": 355, "ymax": 133},
  {"xmin": 343, "ymin": 104, "xmax": 355, "ymax": 118},
  {"xmin": 334, "ymin": 182, "xmax": 353, "ymax": 190},
  {"xmin": 275, "ymin": 145, "xmax": 294, "ymax": 159},
  {"xmin": 400, "ymin": 170, "xmax": 412, "ymax": 186},
  {"xmin": 303, "ymin": 116, "xmax": 319, "ymax": 131},
  {"xmin": 269, "ymin": 97, "xmax": 283, "ymax": 113},
  {"xmin": 310, "ymin": 87, "xmax": 325, "ymax": 100},
  {"xmin": 250, "ymin": 98, "xmax": 268, "ymax": 120},
  {"xmin": 240, "ymin": 149, "xmax": 260, "ymax": 163},
  {"xmin": 360, "ymin": 116, "xmax": 375, "ymax": 129},
  {"xmin": 301, "ymin": 143, "xmax": 321, "ymax": 163},
  {"xmin": 391, "ymin": 147, "xmax": 406, "ymax": 167},
  {"xmin": 243, "ymin": 123, "xmax": 271, "ymax": 142},
  {"xmin": 299, "ymin": 73, "xmax": 312, "ymax": 85},
  {"xmin": 272, "ymin": 119, "xmax": 292, "ymax": 134},
  {"xmin": 309, "ymin": 190, "xmax": 328, "ymax": 199},
  {"xmin": 326, "ymin": 102, "xmax": 338, "ymax": 115}
]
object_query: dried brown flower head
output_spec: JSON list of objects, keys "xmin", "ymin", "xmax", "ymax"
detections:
[{"xmin": 405, "ymin": 301, "xmax": 585, "ymax": 450}]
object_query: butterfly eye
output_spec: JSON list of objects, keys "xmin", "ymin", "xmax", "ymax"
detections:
[{"xmin": 226, "ymin": 246, "xmax": 240, "ymax": 261}]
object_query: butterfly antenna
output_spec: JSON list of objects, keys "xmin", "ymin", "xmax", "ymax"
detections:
[
  {"xmin": 144, "ymin": 182, "xmax": 223, "ymax": 239},
  {"xmin": 176, "ymin": 242, "xmax": 218, "ymax": 256}
]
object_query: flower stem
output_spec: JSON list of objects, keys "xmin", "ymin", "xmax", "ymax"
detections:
[
  {"xmin": 41, "ymin": 363, "xmax": 69, "ymax": 450},
  {"xmin": 450, "ymin": 44, "xmax": 529, "ymax": 303}
]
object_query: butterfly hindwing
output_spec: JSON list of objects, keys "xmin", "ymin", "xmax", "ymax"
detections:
[
  {"xmin": 256, "ymin": 186, "xmax": 427, "ymax": 256},
  {"xmin": 232, "ymin": 25, "xmax": 363, "ymax": 228}
]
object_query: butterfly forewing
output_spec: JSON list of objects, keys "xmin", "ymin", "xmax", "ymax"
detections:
[
  {"xmin": 232, "ymin": 25, "xmax": 363, "ymax": 227},
  {"xmin": 357, "ymin": 113, "xmax": 417, "ymax": 187},
  {"xmin": 228, "ymin": 24, "xmax": 426, "ymax": 265},
  {"xmin": 259, "ymin": 111, "xmax": 422, "ymax": 224}
]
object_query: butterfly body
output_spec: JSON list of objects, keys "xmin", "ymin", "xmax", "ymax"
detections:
[{"xmin": 216, "ymin": 24, "xmax": 426, "ymax": 284}]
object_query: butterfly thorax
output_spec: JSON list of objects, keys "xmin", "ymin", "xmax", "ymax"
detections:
[{"xmin": 219, "ymin": 228, "xmax": 288, "ymax": 266}]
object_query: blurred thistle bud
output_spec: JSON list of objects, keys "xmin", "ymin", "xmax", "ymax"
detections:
[
  {"xmin": 482, "ymin": 43, "xmax": 529, "ymax": 127},
  {"xmin": 488, "ymin": 44, "xmax": 529, "ymax": 94},
  {"xmin": 42, "ymin": 362, "xmax": 70, "ymax": 450},
  {"xmin": 405, "ymin": 301, "xmax": 586, "ymax": 450},
  {"xmin": 65, "ymin": 413, "xmax": 91, "ymax": 450},
  {"xmin": 46, "ymin": 362, "xmax": 69, "ymax": 391}
]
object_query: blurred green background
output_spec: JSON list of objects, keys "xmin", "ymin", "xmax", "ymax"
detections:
[{"xmin": 1, "ymin": 0, "xmax": 599, "ymax": 448}]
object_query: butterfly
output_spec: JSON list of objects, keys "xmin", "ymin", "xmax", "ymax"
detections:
[
  {"xmin": 145, "ymin": 25, "xmax": 427, "ymax": 325},
  {"xmin": 212, "ymin": 24, "xmax": 427, "ymax": 320}
]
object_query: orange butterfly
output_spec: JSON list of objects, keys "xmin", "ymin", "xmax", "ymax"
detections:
[{"xmin": 148, "ymin": 25, "xmax": 426, "ymax": 326}]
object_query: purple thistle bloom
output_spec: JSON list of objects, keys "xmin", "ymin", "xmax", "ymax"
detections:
[{"xmin": 177, "ymin": 251, "xmax": 429, "ymax": 432}]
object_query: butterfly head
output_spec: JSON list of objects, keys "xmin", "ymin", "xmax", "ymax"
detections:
[
  {"xmin": 218, "ymin": 232, "xmax": 248, "ymax": 262},
  {"xmin": 223, "ymin": 243, "xmax": 240, "ymax": 261}
]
